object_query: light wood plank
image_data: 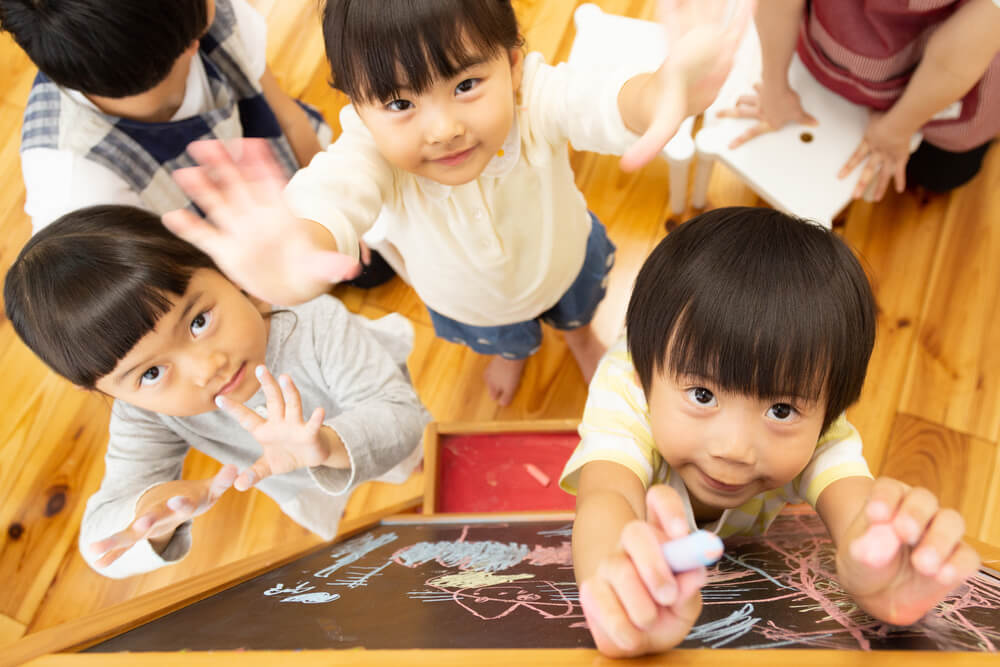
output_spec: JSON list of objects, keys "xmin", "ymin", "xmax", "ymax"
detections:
[
  {"xmin": 878, "ymin": 413, "xmax": 997, "ymax": 541},
  {"xmin": 898, "ymin": 154, "xmax": 1000, "ymax": 442}
]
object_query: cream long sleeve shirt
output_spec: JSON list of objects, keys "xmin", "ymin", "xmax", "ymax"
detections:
[{"xmin": 285, "ymin": 53, "xmax": 643, "ymax": 327}]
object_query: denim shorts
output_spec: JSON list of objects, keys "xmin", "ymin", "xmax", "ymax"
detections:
[{"xmin": 427, "ymin": 213, "xmax": 616, "ymax": 360}]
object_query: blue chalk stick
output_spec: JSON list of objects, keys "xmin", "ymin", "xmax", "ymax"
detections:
[{"xmin": 662, "ymin": 530, "xmax": 724, "ymax": 572}]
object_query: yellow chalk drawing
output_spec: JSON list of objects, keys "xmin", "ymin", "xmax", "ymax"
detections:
[{"xmin": 427, "ymin": 572, "xmax": 535, "ymax": 589}]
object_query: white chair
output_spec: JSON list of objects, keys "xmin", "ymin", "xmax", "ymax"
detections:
[
  {"xmin": 568, "ymin": 3, "xmax": 695, "ymax": 217},
  {"xmin": 691, "ymin": 24, "xmax": 919, "ymax": 227}
]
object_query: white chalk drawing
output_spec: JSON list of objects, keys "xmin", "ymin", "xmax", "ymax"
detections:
[{"xmin": 279, "ymin": 592, "xmax": 341, "ymax": 604}]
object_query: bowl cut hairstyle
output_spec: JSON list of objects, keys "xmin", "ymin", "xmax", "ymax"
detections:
[
  {"xmin": 4, "ymin": 205, "xmax": 218, "ymax": 389},
  {"xmin": 322, "ymin": 0, "xmax": 522, "ymax": 105},
  {"xmin": 0, "ymin": 0, "xmax": 209, "ymax": 97},
  {"xmin": 625, "ymin": 207, "xmax": 877, "ymax": 433}
]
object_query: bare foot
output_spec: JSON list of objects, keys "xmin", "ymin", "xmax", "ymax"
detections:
[
  {"xmin": 484, "ymin": 356, "xmax": 528, "ymax": 406},
  {"xmin": 563, "ymin": 324, "xmax": 607, "ymax": 384}
]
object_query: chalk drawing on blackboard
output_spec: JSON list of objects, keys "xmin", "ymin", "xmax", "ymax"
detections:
[
  {"xmin": 312, "ymin": 531, "xmax": 398, "ymax": 578},
  {"xmin": 264, "ymin": 581, "xmax": 315, "ymax": 596},
  {"xmin": 415, "ymin": 579, "xmax": 583, "ymax": 621},
  {"xmin": 89, "ymin": 514, "xmax": 1000, "ymax": 652},
  {"xmin": 537, "ymin": 523, "xmax": 574, "ymax": 538},
  {"xmin": 279, "ymin": 592, "xmax": 341, "ymax": 604}
]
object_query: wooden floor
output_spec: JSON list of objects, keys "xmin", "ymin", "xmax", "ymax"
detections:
[{"xmin": 0, "ymin": 0, "xmax": 998, "ymax": 648}]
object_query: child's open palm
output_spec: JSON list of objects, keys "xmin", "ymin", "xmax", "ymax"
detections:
[
  {"xmin": 622, "ymin": 0, "xmax": 752, "ymax": 170},
  {"xmin": 838, "ymin": 477, "xmax": 981, "ymax": 625},
  {"xmin": 164, "ymin": 140, "xmax": 360, "ymax": 306},
  {"xmin": 88, "ymin": 464, "xmax": 238, "ymax": 568},
  {"xmin": 216, "ymin": 365, "xmax": 342, "ymax": 491}
]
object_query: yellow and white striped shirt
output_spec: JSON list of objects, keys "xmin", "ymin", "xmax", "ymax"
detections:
[{"xmin": 559, "ymin": 339, "xmax": 872, "ymax": 537}]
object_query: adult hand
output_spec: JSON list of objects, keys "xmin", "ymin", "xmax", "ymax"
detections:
[
  {"xmin": 719, "ymin": 81, "xmax": 817, "ymax": 148},
  {"xmin": 839, "ymin": 112, "xmax": 913, "ymax": 201}
]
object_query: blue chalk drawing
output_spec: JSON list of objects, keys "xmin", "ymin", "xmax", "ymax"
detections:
[
  {"xmin": 685, "ymin": 603, "xmax": 760, "ymax": 647},
  {"xmin": 314, "ymin": 532, "xmax": 398, "ymax": 578},
  {"xmin": 537, "ymin": 524, "xmax": 573, "ymax": 538},
  {"xmin": 327, "ymin": 560, "xmax": 395, "ymax": 589},
  {"xmin": 394, "ymin": 540, "xmax": 530, "ymax": 573}
]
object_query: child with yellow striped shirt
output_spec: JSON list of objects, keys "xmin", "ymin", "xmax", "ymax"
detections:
[{"xmin": 560, "ymin": 207, "xmax": 980, "ymax": 658}]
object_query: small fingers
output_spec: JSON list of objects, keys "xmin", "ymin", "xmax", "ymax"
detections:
[
  {"xmin": 306, "ymin": 406, "xmax": 326, "ymax": 433},
  {"xmin": 911, "ymin": 508, "xmax": 964, "ymax": 578},
  {"xmin": 161, "ymin": 209, "xmax": 224, "ymax": 257},
  {"xmin": 867, "ymin": 477, "xmax": 910, "ymax": 523},
  {"xmin": 235, "ymin": 457, "xmax": 275, "ymax": 492},
  {"xmin": 893, "ymin": 486, "xmax": 939, "ymax": 546},
  {"xmin": 580, "ymin": 579, "xmax": 644, "ymax": 654},
  {"xmin": 208, "ymin": 464, "xmax": 239, "ymax": 500},
  {"xmin": 598, "ymin": 556, "xmax": 660, "ymax": 632},
  {"xmin": 256, "ymin": 365, "xmax": 285, "ymax": 420},
  {"xmin": 938, "ymin": 542, "xmax": 981, "ymax": 588},
  {"xmin": 620, "ymin": 521, "xmax": 678, "ymax": 607},
  {"xmin": 215, "ymin": 394, "xmax": 266, "ymax": 432},
  {"xmin": 644, "ymin": 485, "xmax": 689, "ymax": 540},
  {"xmin": 278, "ymin": 375, "xmax": 303, "ymax": 422}
]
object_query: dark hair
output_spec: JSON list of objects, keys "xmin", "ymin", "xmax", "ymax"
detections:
[
  {"xmin": 4, "ymin": 205, "xmax": 218, "ymax": 389},
  {"xmin": 625, "ymin": 207, "xmax": 876, "ymax": 433},
  {"xmin": 322, "ymin": 0, "xmax": 522, "ymax": 104},
  {"xmin": 0, "ymin": 0, "xmax": 209, "ymax": 97}
]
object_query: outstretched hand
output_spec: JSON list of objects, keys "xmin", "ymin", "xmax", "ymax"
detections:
[
  {"xmin": 580, "ymin": 485, "xmax": 708, "ymax": 657},
  {"xmin": 621, "ymin": 0, "xmax": 753, "ymax": 171},
  {"xmin": 215, "ymin": 365, "xmax": 346, "ymax": 490},
  {"xmin": 88, "ymin": 464, "xmax": 237, "ymax": 568},
  {"xmin": 163, "ymin": 139, "xmax": 360, "ymax": 306},
  {"xmin": 838, "ymin": 477, "xmax": 980, "ymax": 625}
]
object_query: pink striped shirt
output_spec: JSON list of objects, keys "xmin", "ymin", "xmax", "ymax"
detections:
[{"xmin": 797, "ymin": 0, "xmax": 1000, "ymax": 151}]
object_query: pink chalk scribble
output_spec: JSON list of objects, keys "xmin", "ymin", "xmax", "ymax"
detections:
[
  {"xmin": 429, "ymin": 579, "xmax": 584, "ymax": 621},
  {"xmin": 693, "ymin": 512, "xmax": 1000, "ymax": 651},
  {"xmin": 525, "ymin": 542, "xmax": 572, "ymax": 567}
]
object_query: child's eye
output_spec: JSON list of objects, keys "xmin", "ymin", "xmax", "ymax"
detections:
[
  {"xmin": 140, "ymin": 366, "xmax": 165, "ymax": 387},
  {"xmin": 686, "ymin": 387, "xmax": 717, "ymax": 407},
  {"xmin": 385, "ymin": 99, "xmax": 413, "ymax": 112},
  {"xmin": 190, "ymin": 310, "xmax": 212, "ymax": 335},
  {"xmin": 766, "ymin": 403, "xmax": 799, "ymax": 422},
  {"xmin": 455, "ymin": 78, "xmax": 480, "ymax": 94}
]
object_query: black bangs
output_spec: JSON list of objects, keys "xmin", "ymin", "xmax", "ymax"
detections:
[
  {"xmin": 4, "ymin": 205, "xmax": 217, "ymax": 389},
  {"xmin": 626, "ymin": 207, "xmax": 876, "ymax": 432},
  {"xmin": 0, "ymin": 0, "xmax": 208, "ymax": 97},
  {"xmin": 323, "ymin": 0, "xmax": 521, "ymax": 103}
]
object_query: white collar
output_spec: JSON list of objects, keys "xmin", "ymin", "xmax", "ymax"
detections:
[{"xmin": 415, "ymin": 113, "xmax": 521, "ymax": 199}]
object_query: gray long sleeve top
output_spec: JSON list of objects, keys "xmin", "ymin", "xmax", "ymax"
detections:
[{"xmin": 79, "ymin": 295, "xmax": 429, "ymax": 578}]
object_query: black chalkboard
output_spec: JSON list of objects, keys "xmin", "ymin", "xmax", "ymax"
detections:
[{"xmin": 88, "ymin": 512, "xmax": 1000, "ymax": 652}]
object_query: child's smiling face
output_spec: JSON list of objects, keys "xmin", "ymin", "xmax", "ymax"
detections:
[
  {"xmin": 94, "ymin": 268, "xmax": 269, "ymax": 416},
  {"xmin": 354, "ymin": 46, "xmax": 523, "ymax": 186},
  {"xmin": 646, "ymin": 369, "xmax": 828, "ymax": 512}
]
